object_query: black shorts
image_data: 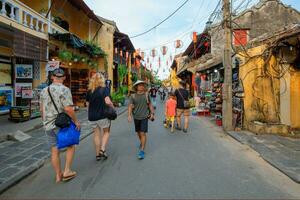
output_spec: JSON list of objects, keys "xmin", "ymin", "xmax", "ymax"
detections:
[{"xmin": 134, "ymin": 118, "xmax": 148, "ymax": 133}]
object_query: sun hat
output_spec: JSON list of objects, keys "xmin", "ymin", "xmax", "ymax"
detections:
[{"xmin": 133, "ymin": 80, "xmax": 148, "ymax": 91}]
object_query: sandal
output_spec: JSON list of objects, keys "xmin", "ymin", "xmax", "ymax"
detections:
[
  {"xmin": 99, "ymin": 150, "xmax": 108, "ymax": 160},
  {"xmin": 62, "ymin": 171, "xmax": 77, "ymax": 182},
  {"xmin": 96, "ymin": 154, "xmax": 102, "ymax": 161}
]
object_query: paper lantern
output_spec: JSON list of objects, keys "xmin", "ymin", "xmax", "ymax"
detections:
[
  {"xmin": 192, "ymin": 32, "xmax": 197, "ymax": 43},
  {"xmin": 141, "ymin": 51, "xmax": 145, "ymax": 59},
  {"xmin": 158, "ymin": 56, "xmax": 161, "ymax": 67},
  {"xmin": 174, "ymin": 40, "xmax": 183, "ymax": 49},
  {"xmin": 150, "ymin": 49, "xmax": 157, "ymax": 58},
  {"xmin": 115, "ymin": 48, "xmax": 118, "ymax": 54},
  {"xmin": 160, "ymin": 46, "xmax": 168, "ymax": 56}
]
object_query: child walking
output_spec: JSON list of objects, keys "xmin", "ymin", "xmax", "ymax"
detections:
[{"xmin": 164, "ymin": 92, "xmax": 177, "ymax": 133}]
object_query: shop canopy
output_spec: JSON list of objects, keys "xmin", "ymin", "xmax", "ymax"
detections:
[{"xmin": 50, "ymin": 33, "xmax": 105, "ymax": 57}]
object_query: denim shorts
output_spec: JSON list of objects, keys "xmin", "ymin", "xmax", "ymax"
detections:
[
  {"xmin": 45, "ymin": 129, "xmax": 57, "ymax": 148},
  {"xmin": 134, "ymin": 118, "xmax": 148, "ymax": 133}
]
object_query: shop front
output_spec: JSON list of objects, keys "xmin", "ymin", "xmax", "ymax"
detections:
[
  {"xmin": 48, "ymin": 33, "xmax": 106, "ymax": 107},
  {"xmin": 0, "ymin": 23, "xmax": 47, "ymax": 122}
]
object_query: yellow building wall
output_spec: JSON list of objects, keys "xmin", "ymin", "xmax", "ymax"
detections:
[
  {"xmin": 239, "ymin": 45, "xmax": 280, "ymax": 127},
  {"xmin": 96, "ymin": 22, "xmax": 115, "ymax": 90},
  {"xmin": 290, "ymin": 70, "xmax": 300, "ymax": 128}
]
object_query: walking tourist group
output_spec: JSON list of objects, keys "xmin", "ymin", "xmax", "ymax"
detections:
[{"xmin": 40, "ymin": 68, "xmax": 191, "ymax": 183}]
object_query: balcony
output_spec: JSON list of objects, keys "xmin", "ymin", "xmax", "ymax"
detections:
[{"xmin": 0, "ymin": 0, "xmax": 68, "ymax": 40}]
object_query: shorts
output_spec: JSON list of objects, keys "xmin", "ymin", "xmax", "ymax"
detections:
[
  {"xmin": 177, "ymin": 108, "xmax": 190, "ymax": 117},
  {"xmin": 134, "ymin": 118, "xmax": 148, "ymax": 133},
  {"xmin": 166, "ymin": 116, "xmax": 175, "ymax": 123},
  {"xmin": 45, "ymin": 129, "xmax": 57, "ymax": 148},
  {"xmin": 89, "ymin": 118, "xmax": 111, "ymax": 130}
]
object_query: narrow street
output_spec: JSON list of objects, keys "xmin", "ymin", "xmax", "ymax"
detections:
[{"xmin": 1, "ymin": 101, "xmax": 300, "ymax": 199}]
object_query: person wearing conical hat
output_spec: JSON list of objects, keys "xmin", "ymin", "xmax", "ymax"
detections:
[{"xmin": 128, "ymin": 80, "xmax": 155, "ymax": 160}]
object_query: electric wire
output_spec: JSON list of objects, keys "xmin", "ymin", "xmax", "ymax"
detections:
[{"xmin": 130, "ymin": 0, "xmax": 190, "ymax": 39}]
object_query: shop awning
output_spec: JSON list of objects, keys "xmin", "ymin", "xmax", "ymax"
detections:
[
  {"xmin": 50, "ymin": 33, "xmax": 106, "ymax": 57},
  {"xmin": 114, "ymin": 31, "xmax": 135, "ymax": 51},
  {"xmin": 191, "ymin": 55, "xmax": 223, "ymax": 73}
]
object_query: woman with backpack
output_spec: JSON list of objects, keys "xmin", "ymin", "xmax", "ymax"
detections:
[{"xmin": 86, "ymin": 73, "xmax": 114, "ymax": 161}]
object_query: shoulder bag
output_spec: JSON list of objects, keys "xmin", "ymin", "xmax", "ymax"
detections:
[
  {"xmin": 102, "ymin": 89, "xmax": 117, "ymax": 120},
  {"xmin": 48, "ymin": 87, "xmax": 71, "ymax": 128},
  {"xmin": 177, "ymin": 89, "xmax": 190, "ymax": 109}
]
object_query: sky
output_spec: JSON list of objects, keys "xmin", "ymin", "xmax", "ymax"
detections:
[{"xmin": 84, "ymin": 0, "xmax": 300, "ymax": 80}]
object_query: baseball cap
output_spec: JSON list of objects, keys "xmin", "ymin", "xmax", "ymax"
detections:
[{"xmin": 52, "ymin": 68, "xmax": 65, "ymax": 77}]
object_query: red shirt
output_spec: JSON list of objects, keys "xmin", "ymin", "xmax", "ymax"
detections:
[{"xmin": 165, "ymin": 98, "xmax": 177, "ymax": 117}]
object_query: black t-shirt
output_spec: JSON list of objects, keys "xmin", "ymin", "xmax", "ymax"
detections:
[
  {"xmin": 149, "ymin": 88, "xmax": 157, "ymax": 97},
  {"xmin": 175, "ymin": 88, "xmax": 189, "ymax": 109},
  {"xmin": 86, "ymin": 87, "xmax": 109, "ymax": 121}
]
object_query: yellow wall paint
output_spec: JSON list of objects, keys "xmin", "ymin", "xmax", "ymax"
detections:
[
  {"xmin": 290, "ymin": 70, "xmax": 300, "ymax": 128},
  {"xmin": 238, "ymin": 46, "xmax": 280, "ymax": 127}
]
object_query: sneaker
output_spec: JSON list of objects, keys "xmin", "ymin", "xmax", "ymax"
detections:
[
  {"xmin": 183, "ymin": 129, "xmax": 188, "ymax": 133},
  {"xmin": 138, "ymin": 150, "xmax": 145, "ymax": 160}
]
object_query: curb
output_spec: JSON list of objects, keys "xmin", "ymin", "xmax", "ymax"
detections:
[
  {"xmin": 0, "ymin": 107, "xmax": 128, "ymax": 194},
  {"xmin": 225, "ymin": 130, "xmax": 300, "ymax": 184}
]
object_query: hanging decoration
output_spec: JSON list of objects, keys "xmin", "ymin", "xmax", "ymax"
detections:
[
  {"xmin": 141, "ymin": 51, "xmax": 145, "ymax": 60},
  {"xmin": 192, "ymin": 32, "xmax": 198, "ymax": 43},
  {"xmin": 174, "ymin": 40, "xmax": 183, "ymax": 49},
  {"xmin": 115, "ymin": 48, "xmax": 118, "ymax": 54},
  {"xmin": 158, "ymin": 56, "xmax": 161, "ymax": 68},
  {"xmin": 150, "ymin": 49, "xmax": 157, "ymax": 58},
  {"xmin": 160, "ymin": 46, "xmax": 168, "ymax": 56},
  {"xmin": 166, "ymin": 60, "xmax": 169, "ymax": 66}
]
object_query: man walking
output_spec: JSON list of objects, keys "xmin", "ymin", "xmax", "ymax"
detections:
[
  {"xmin": 40, "ymin": 68, "xmax": 80, "ymax": 183},
  {"xmin": 128, "ymin": 80, "xmax": 155, "ymax": 160}
]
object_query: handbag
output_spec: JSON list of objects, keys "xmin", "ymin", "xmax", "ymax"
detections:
[
  {"xmin": 56, "ymin": 121, "xmax": 80, "ymax": 149},
  {"xmin": 48, "ymin": 87, "xmax": 71, "ymax": 128},
  {"xmin": 177, "ymin": 89, "xmax": 190, "ymax": 109},
  {"xmin": 104, "ymin": 105, "xmax": 117, "ymax": 120}
]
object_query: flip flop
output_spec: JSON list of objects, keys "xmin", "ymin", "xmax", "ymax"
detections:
[{"xmin": 62, "ymin": 171, "xmax": 77, "ymax": 182}]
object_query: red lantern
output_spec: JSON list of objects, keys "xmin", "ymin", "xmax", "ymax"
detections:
[
  {"xmin": 192, "ymin": 32, "xmax": 197, "ymax": 43},
  {"xmin": 150, "ymin": 49, "xmax": 157, "ymax": 58},
  {"xmin": 160, "ymin": 46, "xmax": 168, "ymax": 56},
  {"xmin": 174, "ymin": 40, "xmax": 183, "ymax": 49}
]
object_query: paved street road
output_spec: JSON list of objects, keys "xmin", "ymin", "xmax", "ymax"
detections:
[{"xmin": 2, "ymin": 100, "xmax": 300, "ymax": 199}]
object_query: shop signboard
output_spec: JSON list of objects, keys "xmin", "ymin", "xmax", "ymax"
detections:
[
  {"xmin": 15, "ymin": 83, "xmax": 32, "ymax": 97},
  {"xmin": 46, "ymin": 61, "xmax": 60, "ymax": 76},
  {"xmin": 22, "ymin": 89, "xmax": 33, "ymax": 99},
  {"xmin": 0, "ymin": 63, "xmax": 12, "ymax": 85},
  {"xmin": 15, "ymin": 64, "xmax": 33, "ymax": 79},
  {"xmin": 0, "ymin": 88, "xmax": 13, "ymax": 114}
]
